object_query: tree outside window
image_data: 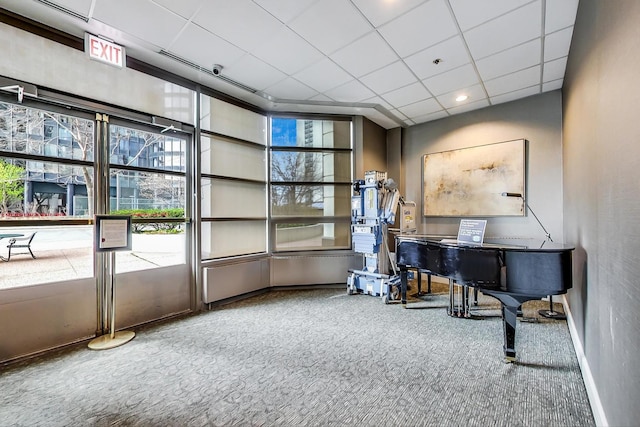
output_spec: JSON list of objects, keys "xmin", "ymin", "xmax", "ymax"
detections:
[{"xmin": 0, "ymin": 159, "xmax": 24, "ymax": 214}]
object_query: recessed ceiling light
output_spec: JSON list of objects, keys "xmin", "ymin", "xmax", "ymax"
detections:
[{"xmin": 456, "ymin": 95, "xmax": 468, "ymax": 102}]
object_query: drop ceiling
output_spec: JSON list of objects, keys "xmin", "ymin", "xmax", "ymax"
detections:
[{"xmin": 0, "ymin": 0, "xmax": 579, "ymax": 129}]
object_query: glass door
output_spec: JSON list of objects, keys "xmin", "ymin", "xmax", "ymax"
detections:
[{"xmin": 0, "ymin": 95, "xmax": 195, "ymax": 364}]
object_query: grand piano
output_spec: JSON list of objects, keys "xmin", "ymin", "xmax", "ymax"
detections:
[{"xmin": 395, "ymin": 235, "xmax": 574, "ymax": 361}]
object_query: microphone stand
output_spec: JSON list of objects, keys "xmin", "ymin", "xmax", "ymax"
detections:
[{"xmin": 503, "ymin": 192, "xmax": 566, "ymax": 320}]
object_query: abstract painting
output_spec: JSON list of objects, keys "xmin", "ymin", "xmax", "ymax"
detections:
[{"xmin": 423, "ymin": 139, "xmax": 525, "ymax": 216}]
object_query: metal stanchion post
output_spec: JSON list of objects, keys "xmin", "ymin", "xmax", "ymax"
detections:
[{"xmin": 88, "ymin": 250, "xmax": 135, "ymax": 350}]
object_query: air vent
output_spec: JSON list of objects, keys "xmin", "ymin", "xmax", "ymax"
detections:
[
  {"xmin": 34, "ymin": 0, "xmax": 89, "ymax": 22},
  {"xmin": 159, "ymin": 50, "xmax": 258, "ymax": 94}
]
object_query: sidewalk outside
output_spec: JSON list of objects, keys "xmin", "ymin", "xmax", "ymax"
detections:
[{"xmin": 0, "ymin": 226, "xmax": 184, "ymax": 290}]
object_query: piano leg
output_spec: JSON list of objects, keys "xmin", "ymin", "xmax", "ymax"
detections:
[
  {"xmin": 501, "ymin": 304, "xmax": 518, "ymax": 362},
  {"xmin": 463, "ymin": 285, "xmax": 470, "ymax": 318},
  {"xmin": 482, "ymin": 291, "xmax": 538, "ymax": 362},
  {"xmin": 400, "ymin": 267, "xmax": 408, "ymax": 307},
  {"xmin": 448, "ymin": 278, "xmax": 454, "ymax": 316},
  {"xmin": 420, "ymin": 271, "xmax": 431, "ymax": 294},
  {"xmin": 416, "ymin": 270, "xmax": 432, "ymax": 296}
]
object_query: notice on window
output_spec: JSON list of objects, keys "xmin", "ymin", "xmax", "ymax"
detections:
[
  {"xmin": 456, "ymin": 219, "xmax": 487, "ymax": 245},
  {"xmin": 95, "ymin": 215, "xmax": 132, "ymax": 252}
]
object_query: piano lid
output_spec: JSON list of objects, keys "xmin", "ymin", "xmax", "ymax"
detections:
[{"xmin": 395, "ymin": 234, "xmax": 574, "ymax": 252}]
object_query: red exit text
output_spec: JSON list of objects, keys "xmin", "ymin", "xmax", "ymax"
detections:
[{"xmin": 85, "ymin": 33, "xmax": 125, "ymax": 68}]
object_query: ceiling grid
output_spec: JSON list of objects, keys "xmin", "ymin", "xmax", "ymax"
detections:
[{"xmin": 1, "ymin": 0, "xmax": 579, "ymax": 129}]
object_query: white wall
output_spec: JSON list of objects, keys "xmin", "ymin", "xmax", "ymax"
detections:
[{"xmin": 0, "ymin": 22, "xmax": 194, "ymax": 125}]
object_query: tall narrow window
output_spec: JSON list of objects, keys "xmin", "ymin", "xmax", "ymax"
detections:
[
  {"xmin": 270, "ymin": 117, "xmax": 352, "ymax": 252},
  {"xmin": 200, "ymin": 96, "xmax": 267, "ymax": 259},
  {"xmin": 108, "ymin": 123, "xmax": 188, "ymax": 272}
]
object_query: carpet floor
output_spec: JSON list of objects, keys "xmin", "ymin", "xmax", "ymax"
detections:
[{"xmin": 0, "ymin": 287, "xmax": 595, "ymax": 426}]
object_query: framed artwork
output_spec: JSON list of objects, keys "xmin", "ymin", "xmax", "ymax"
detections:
[{"xmin": 422, "ymin": 139, "xmax": 525, "ymax": 217}]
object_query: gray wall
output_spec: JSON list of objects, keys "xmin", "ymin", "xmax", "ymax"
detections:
[
  {"xmin": 386, "ymin": 127, "xmax": 403, "ymax": 193},
  {"xmin": 361, "ymin": 116, "xmax": 388, "ymax": 175},
  {"xmin": 563, "ymin": 1, "xmax": 640, "ymax": 425},
  {"xmin": 402, "ymin": 91, "xmax": 564, "ymax": 240}
]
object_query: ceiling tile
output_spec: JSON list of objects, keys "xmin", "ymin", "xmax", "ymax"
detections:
[
  {"xmin": 48, "ymin": 0, "xmax": 94, "ymax": 17},
  {"xmin": 252, "ymin": 0, "xmax": 319, "ymax": 24},
  {"xmin": 293, "ymin": 58, "xmax": 353, "ymax": 93},
  {"xmin": 193, "ymin": 0, "xmax": 282, "ymax": 53},
  {"xmin": 93, "ymin": 0, "xmax": 187, "ymax": 48},
  {"xmin": 223, "ymin": 54, "xmax": 287, "ymax": 91},
  {"xmin": 545, "ymin": 0, "xmax": 580, "ymax": 33},
  {"xmin": 476, "ymin": 39, "xmax": 541, "ymax": 81},
  {"xmin": 448, "ymin": 98, "xmax": 490, "ymax": 115},
  {"xmin": 484, "ymin": 66, "xmax": 541, "ymax": 97},
  {"xmin": 360, "ymin": 61, "xmax": 417, "ymax": 95},
  {"xmin": 351, "ymin": 0, "xmax": 427, "ymax": 27},
  {"xmin": 449, "ymin": 0, "xmax": 531, "ymax": 31},
  {"xmin": 544, "ymin": 27, "xmax": 574, "ymax": 61},
  {"xmin": 1, "ymin": 0, "xmax": 578, "ymax": 129},
  {"xmin": 251, "ymin": 27, "xmax": 324, "ymax": 75},
  {"xmin": 169, "ymin": 23, "xmax": 245, "ymax": 71},
  {"xmin": 543, "ymin": 57, "xmax": 568, "ymax": 82},
  {"xmin": 378, "ymin": 0, "xmax": 458, "ymax": 58},
  {"xmin": 404, "ymin": 36, "xmax": 470, "ymax": 80},
  {"xmin": 464, "ymin": 1, "xmax": 541, "ymax": 60},
  {"xmin": 436, "ymin": 84, "xmax": 486, "ymax": 109},
  {"xmin": 330, "ymin": 32, "xmax": 398, "ymax": 78},
  {"xmin": 264, "ymin": 77, "xmax": 318, "ymax": 100},
  {"xmin": 412, "ymin": 109, "xmax": 449, "ymax": 124},
  {"xmin": 382, "ymin": 82, "xmax": 432, "ymax": 108},
  {"xmin": 324, "ymin": 80, "xmax": 375, "ymax": 103},
  {"xmin": 543, "ymin": 79, "xmax": 563, "ymax": 92},
  {"xmin": 397, "ymin": 97, "xmax": 442, "ymax": 119},
  {"xmin": 423, "ymin": 64, "xmax": 479, "ymax": 96},
  {"xmin": 288, "ymin": 0, "xmax": 372, "ymax": 55},
  {"xmin": 389, "ymin": 109, "xmax": 409, "ymax": 122},
  {"xmin": 490, "ymin": 86, "xmax": 540, "ymax": 105},
  {"xmin": 151, "ymin": 0, "xmax": 204, "ymax": 20}
]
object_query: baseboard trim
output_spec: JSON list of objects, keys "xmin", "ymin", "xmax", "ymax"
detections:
[{"xmin": 561, "ymin": 295, "xmax": 608, "ymax": 426}]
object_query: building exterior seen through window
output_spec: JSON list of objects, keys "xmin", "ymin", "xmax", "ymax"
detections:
[
  {"xmin": 0, "ymin": 101, "xmax": 188, "ymax": 288},
  {"xmin": 0, "ymin": 101, "xmax": 186, "ymax": 219},
  {"xmin": 270, "ymin": 117, "xmax": 352, "ymax": 252},
  {"xmin": 0, "ymin": 101, "xmax": 93, "ymax": 217}
]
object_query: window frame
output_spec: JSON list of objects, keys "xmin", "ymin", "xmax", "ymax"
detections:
[
  {"xmin": 199, "ymin": 95, "xmax": 268, "ymax": 261},
  {"xmin": 268, "ymin": 115, "xmax": 353, "ymax": 253}
]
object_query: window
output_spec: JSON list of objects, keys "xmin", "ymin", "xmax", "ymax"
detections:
[
  {"xmin": 0, "ymin": 101, "xmax": 94, "ymax": 218},
  {"xmin": 108, "ymin": 124, "xmax": 188, "ymax": 272},
  {"xmin": 270, "ymin": 118, "xmax": 352, "ymax": 252},
  {"xmin": 200, "ymin": 96, "xmax": 267, "ymax": 259},
  {"xmin": 0, "ymin": 101, "xmax": 96, "ymax": 288}
]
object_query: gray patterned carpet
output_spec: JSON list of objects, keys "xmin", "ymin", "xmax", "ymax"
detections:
[{"xmin": 0, "ymin": 287, "xmax": 595, "ymax": 426}]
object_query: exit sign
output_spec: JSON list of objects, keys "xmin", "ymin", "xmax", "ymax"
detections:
[{"xmin": 85, "ymin": 33, "xmax": 125, "ymax": 68}]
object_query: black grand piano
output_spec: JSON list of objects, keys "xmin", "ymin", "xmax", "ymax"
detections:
[{"xmin": 395, "ymin": 235, "xmax": 574, "ymax": 361}]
